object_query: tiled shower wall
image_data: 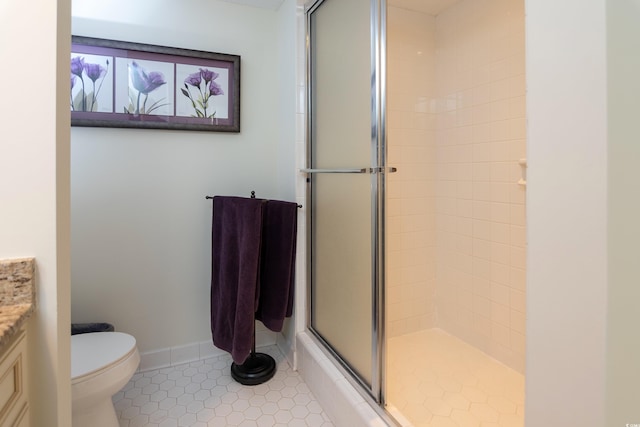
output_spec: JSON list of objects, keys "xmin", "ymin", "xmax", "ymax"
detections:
[
  {"xmin": 434, "ymin": 0, "xmax": 526, "ymax": 373},
  {"xmin": 386, "ymin": 7, "xmax": 437, "ymax": 338},
  {"xmin": 387, "ymin": 0, "xmax": 527, "ymax": 372}
]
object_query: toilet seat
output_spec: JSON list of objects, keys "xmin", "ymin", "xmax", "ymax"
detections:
[{"xmin": 72, "ymin": 332, "xmax": 137, "ymax": 383}]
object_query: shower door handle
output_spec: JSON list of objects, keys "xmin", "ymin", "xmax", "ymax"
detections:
[
  {"xmin": 300, "ymin": 167, "xmax": 397, "ymax": 174},
  {"xmin": 300, "ymin": 168, "xmax": 368, "ymax": 174}
]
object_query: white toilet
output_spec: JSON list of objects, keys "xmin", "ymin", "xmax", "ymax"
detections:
[{"xmin": 71, "ymin": 332, "xmax": 140, "ymax": 427}]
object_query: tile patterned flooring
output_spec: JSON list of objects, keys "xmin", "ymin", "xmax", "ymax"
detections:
[
  {"xmin": 114, "ymin": 330, "xmax": 524, "ymax": 427},
  {"xmin": 113, "ymin": 346, "xmax": 335, "ymax": 427},
  {"xmin": 387, "ymin": 329, "xmax": 525, "ymax": 427}
]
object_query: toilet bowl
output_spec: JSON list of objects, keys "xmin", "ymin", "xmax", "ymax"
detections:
[{"xmin": 71, "ymin": 332, "xmax": 140, "ymax": 427}]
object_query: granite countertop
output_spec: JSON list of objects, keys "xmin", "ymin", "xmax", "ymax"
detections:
[{"xmin": 0, "ymin": 258, "xmax": 35, "ymax": 351}]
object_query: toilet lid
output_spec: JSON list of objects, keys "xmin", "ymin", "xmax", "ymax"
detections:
[{"xmin": 71, "ymin": 332, "xmax": 137, "ymax": 379}]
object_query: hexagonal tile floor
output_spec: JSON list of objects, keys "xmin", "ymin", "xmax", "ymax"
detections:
[
  {"xmin": 386, "ymin": 329, "xmax": 524, "ymax": 427},
  {"xmin": 113, "ymin": 345, "xmax": 335, "ymax": 427}
]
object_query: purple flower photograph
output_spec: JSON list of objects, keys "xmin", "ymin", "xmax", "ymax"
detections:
[
  {"xmin": 115, "ymin": 58, "xmax": 174, "ymax": 116},
  {"xmin": 175, "ymin": 64, "xmax": 229, "ymax": 120},
  {"xmin": 70, "ymin": 53, "xmax": 114, "ymax": 112}
]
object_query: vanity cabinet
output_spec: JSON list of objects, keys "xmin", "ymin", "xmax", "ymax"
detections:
[{"xmin": 0, "ymin": 329, "xmax": 28, "ymax": 426}]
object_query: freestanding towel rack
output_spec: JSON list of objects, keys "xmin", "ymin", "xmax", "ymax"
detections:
[{"xmin": 206, "ymin": 190, "xmax": 294, "ymax": 386}]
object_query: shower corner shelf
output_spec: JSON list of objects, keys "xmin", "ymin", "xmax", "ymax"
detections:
[{"xmin": 518, "ymin": 158, "xmax": 527, "ymax": 187}]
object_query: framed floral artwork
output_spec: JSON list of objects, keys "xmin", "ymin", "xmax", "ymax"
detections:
[{"xmin": 71, "ymin": 36, "xmax": 241, "ymax": 132}]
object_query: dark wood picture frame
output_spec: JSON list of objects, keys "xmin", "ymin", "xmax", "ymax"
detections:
[{"xmin": 70, "ymin": 36, "xmax": 240, "ymax": 132}]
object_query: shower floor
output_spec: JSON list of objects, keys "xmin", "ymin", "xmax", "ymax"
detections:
[{"xmin": 386, "ymin": 329, "xmax": 524, "ymax": 427}]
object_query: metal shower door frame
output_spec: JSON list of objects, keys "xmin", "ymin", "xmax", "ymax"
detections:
[{"xmin": 303, "ymin": 0, "xmax": 387, "ymax": 405}]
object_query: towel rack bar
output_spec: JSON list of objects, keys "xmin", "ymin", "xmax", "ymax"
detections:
[{"xmin": 205, "ymin": 195, "xmax": 302, "ymax": 208}]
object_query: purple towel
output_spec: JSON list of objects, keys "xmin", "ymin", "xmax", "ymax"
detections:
[
  {"xmin": 210, "ymin": 196, "xmax": 265, "ymax": 365},
  {"xmin": 255, "ymin": 200, "xmax": 298, "ymax": 332}
]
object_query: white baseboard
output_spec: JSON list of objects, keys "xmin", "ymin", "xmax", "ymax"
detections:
[{"xmin": 138, "ymin": 328, "xmax": 278, "ymax": 372}]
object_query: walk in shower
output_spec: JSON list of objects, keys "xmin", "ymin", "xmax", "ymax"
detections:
[{"xmin": 304, "ymin": 0, "xmax": 526, "ymax": 425}]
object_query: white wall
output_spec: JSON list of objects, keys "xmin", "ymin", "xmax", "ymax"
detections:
[
  {"xmin": 0, "ymin": 0, "xmax": 72, "ymax": 425},
  {"xmin": 526, "ymin": 0, "xmax": 608, "ymax": 425},
  {"xmin": 277, "ymin": 0, "xmax": 299, "ymax": 203},
  {"xmin": 274, "ymin": 0, "xmax": 300, "ymax": 362},
  {"xmin": 70, "ymin": 0, "xmax": 297, "ymax": 358},
  {"xmin": 605, "ymin": 0, "xmax": 640, "ymax": 424}
]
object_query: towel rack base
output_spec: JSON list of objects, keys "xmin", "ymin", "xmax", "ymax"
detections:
[{"xmin": 230, "ymin": 352, "xmax": 276, "ymax": 386}]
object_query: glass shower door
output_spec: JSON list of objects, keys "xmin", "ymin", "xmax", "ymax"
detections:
[{"xmin": 305, "ymin": 0, "xmax": 384, "ymax": 399}]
